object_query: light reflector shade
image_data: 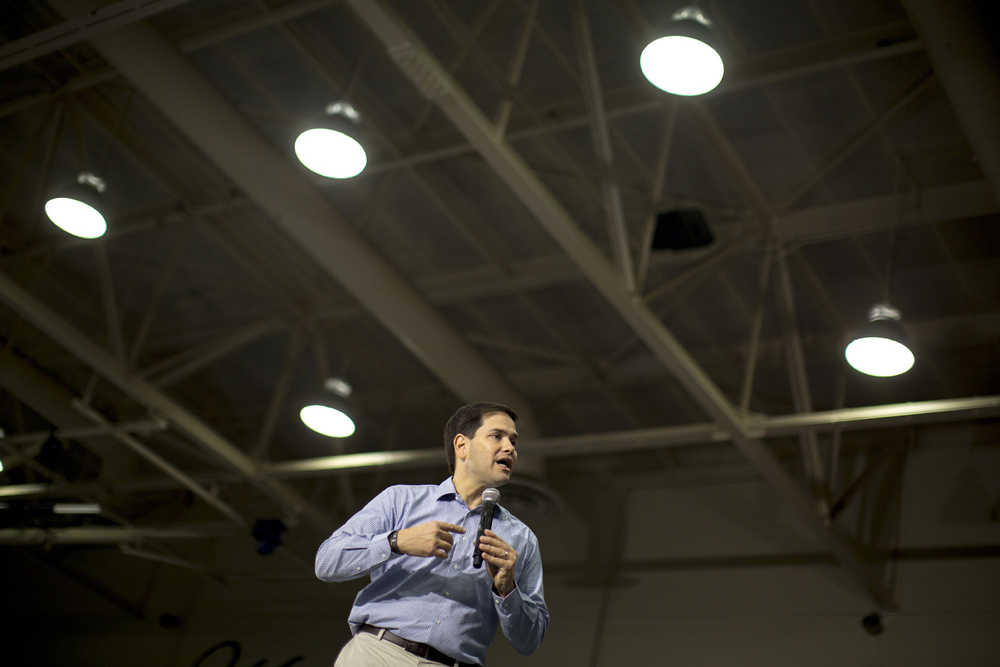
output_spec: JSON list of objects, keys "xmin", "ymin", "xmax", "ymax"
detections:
[
  {"xmin": 44, "ymin": 197, "xmax": 107, "ymax": 238},
  {"xmin": 294, "ymin": 128, "xmax": 367, "ymax": 179},
  {"xmin": 299, "ymin": 404, "xmax": 356, "ymax": 438},
  {"xmin": 844, "ymin": 336, "xmax": 915, "ymax": 377},
  {"xmin": 640, "ymin": 35, "xmax": 724, "ymax": 96}
]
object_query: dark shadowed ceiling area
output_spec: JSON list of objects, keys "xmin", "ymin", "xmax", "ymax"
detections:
[{"xmin": 1, "ymin": 0, "xmax": 998, "ymax": 625}]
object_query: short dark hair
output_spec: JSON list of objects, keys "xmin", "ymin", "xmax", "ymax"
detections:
[{"xmin": 443, "ymin": 403, "xmax": 518, "ymax": 473}]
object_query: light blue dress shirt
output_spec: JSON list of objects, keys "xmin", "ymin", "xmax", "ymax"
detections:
[{"xmin": 315, "ymin": 477, "xmax": 549, "ymax": 665}]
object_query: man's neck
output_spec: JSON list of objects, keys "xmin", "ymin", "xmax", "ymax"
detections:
[{"xmin": 452, "ymin": 472, "xmax": 486, "ymax": 510}]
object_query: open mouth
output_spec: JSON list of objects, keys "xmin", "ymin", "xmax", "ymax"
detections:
[{"xmin": 496, "ymin": 457, "xmax": 513, "ymax": 473}]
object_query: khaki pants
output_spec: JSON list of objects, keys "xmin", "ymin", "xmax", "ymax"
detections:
[{"xmin": 334, "ymin": 631, "xmax": 460, "ymax": 667}]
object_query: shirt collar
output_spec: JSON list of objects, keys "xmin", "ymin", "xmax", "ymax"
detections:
[{"xmin": 437, "ymin": 477, "xmax": 506, "ymax": 517}]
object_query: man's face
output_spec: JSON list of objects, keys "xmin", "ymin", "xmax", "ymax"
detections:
[{"xmin": 459, "ymin": 411, "xmax": 518, "ymax": 487}]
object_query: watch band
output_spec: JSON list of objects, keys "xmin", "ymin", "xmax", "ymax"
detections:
[{"xmin": 388, "ymin": 529, "xmax": 401, "ymax": 554}]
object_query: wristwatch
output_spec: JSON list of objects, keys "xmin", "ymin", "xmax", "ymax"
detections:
[{"xmin": 388, "ymin": 530, "xmax": 401, "ymax": 554}]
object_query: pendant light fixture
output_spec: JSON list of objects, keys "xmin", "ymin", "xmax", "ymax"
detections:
[
  {"xmin": 844, "ymin": 304, "xmax": 915, "ymax": 377},
  {"xmin": 845, "ymin": 159, "xmax": 917, "ymax": 378},
  {"xmin": 293, "ymin": 101, "xmax": 367, "ymax": 179},
  {"xmin": 640, "ymin": 6, "xmax": 725, "ymax": 96},
  {"xmin": 299, "ymin": 376, "xmax": 356, "ymax": 438},
  {"xmin": 44, "ymin": 171, "xmax": 108, "ymax": 239}
]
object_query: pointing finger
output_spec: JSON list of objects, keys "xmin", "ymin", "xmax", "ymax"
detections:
[{"xmin": 437, "ymin": 522, "xmax": 466, "ymax": 533}]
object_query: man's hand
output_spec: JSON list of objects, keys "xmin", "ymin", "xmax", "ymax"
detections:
[
  {"xmin": 479, "ymin": 529, "xmax": 517, "ymax": 596},
  {"xmin": 396, "ymin": 521, "xmax": 465, "ymax": 558}
]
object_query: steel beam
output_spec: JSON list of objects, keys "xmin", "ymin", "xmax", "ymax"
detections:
[
  {"xmin": 351, "ymin": 0, "xmax": 888, "ymax": 600},
  {"xmin": 0, "ymin": 270, "xmax": 334, "ymax": 530},
  {"xmin": 494, "ymin": 0, "xmax": 537, "ymax": 136},
  {"xmin": 47, "ymin": 0, "xmax": 535, "ymax": 429},
  {"xmin": 262, "ymin": 394, "xmax": 1000, "ymax": 476},
  {"xmin": 0, "ymin": 524, "xmax": 239, "ymax": 545},
  {"xmin": 574, "ymin": 5, "xmax": 635, "ymax": 292},
  {"xmin": 72, "ymin": 400, "xmax": 248, "ymax": 526},
  {"xmin": 902, "ymin": 0, "xmax": 1000, "ymax": 201},
  {"xmin": 350, "ymin": 0, "xmax": 744, "ymax": 427},
  {"xmin": 142, "ymin": 319, "xmax": 285, "ymax": 386},
  {"xmin": 0, "ymin": 0, "xmax": 193, "ymax": 72}
]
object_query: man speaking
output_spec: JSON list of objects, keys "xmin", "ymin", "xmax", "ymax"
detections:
[{"xmin": 315, "ymin": 403, "xmax": 549, "ymax": 666}]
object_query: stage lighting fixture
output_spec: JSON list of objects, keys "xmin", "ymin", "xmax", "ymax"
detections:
[
  {"xmin": 300, "ymin": 377, "xmax": 356, "ymax": 438},
  {"xmin": 844, "ymin": 304, "xmax": 915, "ymax": 377},
  {"xmin": 294, "ymin": 101, "xmax": 367, "ymax": 179},
  {"xmin": 44, "ymin": 172, "xmax": 108, "ymax": 239},
  {"xmin": 640, "ymin": 6, "xmax": 724, "ymax": 96},
  {"xmin": 299, "ymin": 403, "xmax": 356, "ymax": 438}
]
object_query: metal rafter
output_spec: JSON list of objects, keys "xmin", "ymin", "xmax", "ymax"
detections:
[
  {"xmin": 0, "ymin": 270, "xmax": 334, "ymax": 530},
  {"xmin": 47, "ymin": 0, "xmax": 536, "ymax": 431},
  {"xmin": 0, "ymin": 524, "xmax": 240, "ymax": 545},
  {"xmin": 72, "ymin": 400, "xmax": 248, "ymax": 526},
  {"xmin": 574, "ymin": 4, "xmax": 635, "ymax": 291},
  {"xmin": 264, "ymin": 394, "xmax": 1000, "ymax": 476},
  {"xmin": 141, "ymin": 319, "xmax": 285, "ymax": 386},
  {"xmin": 348, "ymin": 0, "xmax": 898, "ymax": 608},
  {"xmin": 902, "ymin": 0, "xmax": 1000, "ymax": 201},
  {"xmin": 494, "ymin": 0, "xmax": 538, "ymax": 136},
  {"xmin": 0, "ymin": 0, "xmax": 194, "ymax": 72}
]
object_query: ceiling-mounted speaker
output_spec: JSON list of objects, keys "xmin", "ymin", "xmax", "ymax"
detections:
[{"xmin": 651, "ymin": 208, "xmax": 714, "ymax": 251}]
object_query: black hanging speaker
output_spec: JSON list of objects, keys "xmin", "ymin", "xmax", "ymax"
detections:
[{"xmin": 651, "ymin": 208, "xmax": 714, "ymax": 251}]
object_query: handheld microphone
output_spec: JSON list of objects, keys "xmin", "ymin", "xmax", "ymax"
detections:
[{"xmin": 472, "ymin": 487, "xmax": 500, "ymax": 569}]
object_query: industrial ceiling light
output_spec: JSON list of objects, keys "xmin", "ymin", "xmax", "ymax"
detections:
[
  {"xmin": 844, "ymin": 304, "xmax": 915, "ymax": 377},
  {"xmin": 44, "ymin": 172, "xmax": 108, "ymax": 239},
  {"xmin": 640, "ymin": 6, "xmax": 724, "ymax": 96},
  {"xmin": 299, "ymin": 377, "xmax": 356, "ymax": 438},
  {"xmin": 294, "ymin": 101, "xmax": 367, "ymax": 179},
  {"xmin": 299, "ymin": 404, "xmax": 355, "ymax": 438}
]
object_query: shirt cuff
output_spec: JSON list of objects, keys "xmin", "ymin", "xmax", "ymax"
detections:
[
  {"xmin": 493, "ymin": 582, "xmax": 521, "ymax": 605},
  {"xmin": 346, "ymin": 532, "xmax": 394, "ymax": 575},
  {"xmin": 372, "ymin": 531, "xmax": 394, "ymax": 562}
]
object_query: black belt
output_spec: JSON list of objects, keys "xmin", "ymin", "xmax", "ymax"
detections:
[{"xmin": 359, "ymin": 624, "xmax": 478, "ymax": 667}]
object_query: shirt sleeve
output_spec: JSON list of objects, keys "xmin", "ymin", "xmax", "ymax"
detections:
[
  {"xmin": 493, "ymin": 531, "xmax": 549, "ymax": 655},
  {"xmin": 314, "ymin": 486, "xmax": 400, "ymax": 582}
]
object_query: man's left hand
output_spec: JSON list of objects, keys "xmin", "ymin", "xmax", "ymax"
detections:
[{"xmin": 479, "ymin": 529, "xmax": 517, "ymax": 596}]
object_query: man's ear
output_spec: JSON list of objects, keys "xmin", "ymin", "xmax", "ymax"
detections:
[{"xmin": 453, "ymin": 433, "xmax": 468, "ymax": 464}]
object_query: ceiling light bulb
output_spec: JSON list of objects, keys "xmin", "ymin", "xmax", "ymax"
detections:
[
  {"xmin": 845, "ymin": 336, "xmax": 915, "ymax": 377},
  {"xmin": 300, "ymin": 404, "xmax": 356, "ymax": 438},
  {"xmin": 845, "ymin": 305, "xmax": 914, "ymax": 377},
  {"xmin": 640, "ymin": 35, "xmax": 724, "ymax": 96},
  {"xmin": 294, "ymin": 128, "xmax": 367, "ymax": 179},
  {"xmin": 44, "ymin": 197, "xmax": 107, "ymax": 238}
]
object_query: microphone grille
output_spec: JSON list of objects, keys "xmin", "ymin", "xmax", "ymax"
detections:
[{"xmin": 482, "ymin": 487, "xmax": 501, "ymax": 503}]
